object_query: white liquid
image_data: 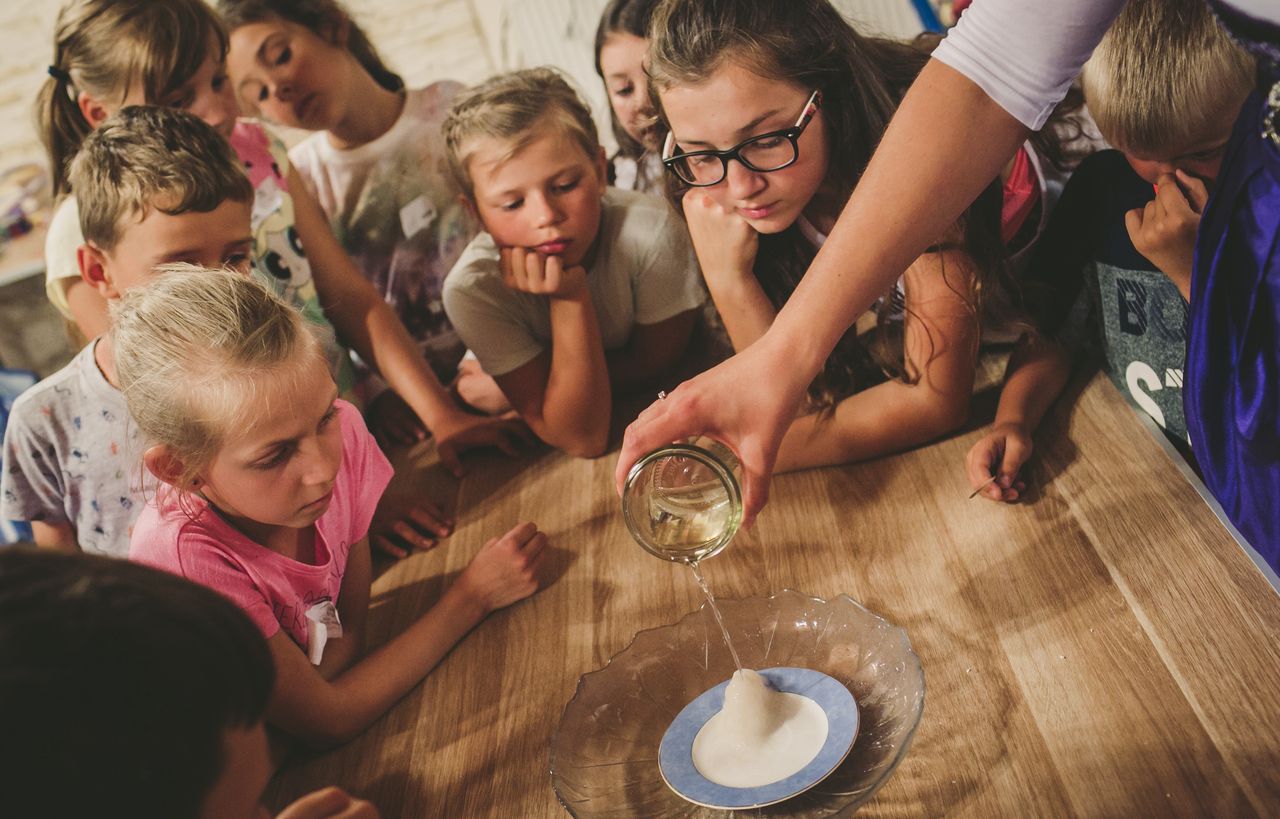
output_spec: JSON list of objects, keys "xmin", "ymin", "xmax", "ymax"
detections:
[{"xmin": 691, "ymin": 669, "xmax": 828, "ymax": 788}]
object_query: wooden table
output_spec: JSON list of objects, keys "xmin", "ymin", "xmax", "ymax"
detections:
[{"xmin": 266, "ymin": 369, "xmax": 1280, "ymax": 817}]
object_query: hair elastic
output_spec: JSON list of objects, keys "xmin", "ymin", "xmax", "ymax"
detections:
[{"xmin": 47, "ymin": 65, "xmax": 71, "ymax": 83}]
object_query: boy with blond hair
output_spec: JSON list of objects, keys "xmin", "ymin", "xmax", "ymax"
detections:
[
  {"xmin": 965, "ymin": 0, "xmax": 1254, "ymax": 501},
  {"xmin": 2, "ymin": 107, "xmax": 255, "ymax": 553},
  {"xmin": 441, "ymin": 68, "xmax": 704, "ymax": 457}
]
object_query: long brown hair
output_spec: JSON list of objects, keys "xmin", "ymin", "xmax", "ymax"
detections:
[
  {"xmin": 594, "ymin": 0, "xmax": 663, "ymax": 161},
  {"xmin": 217, "ymin": 0, "xmax": 404, "ymax": 94},
  {"xmin": 649, "ymin": 0, "xmax": 1019, "ymax": 412},
  {"xmin": 37, "ymin": 0, "xmax": 229, "ymax": 199}
]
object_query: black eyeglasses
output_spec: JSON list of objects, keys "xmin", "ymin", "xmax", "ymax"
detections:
[{"xmin": 661, "ymin": 90, "xmax": 822, "ymax": 187}]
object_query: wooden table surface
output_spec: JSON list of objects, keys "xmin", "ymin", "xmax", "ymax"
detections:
[{"xmin": 266, "ymin": 369, "xmax": 1280, "ymax": 817}]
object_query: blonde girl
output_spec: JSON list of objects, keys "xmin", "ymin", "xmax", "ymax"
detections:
[
  {"xmin": 119, "ymin": 266, "xmax": 551, "ymax": 748},
  {"xmin": 217, "ymin": 0, "xmax": 476, "ymax": 442},
  {"xmin": 593, "ymin": 0, "xmax": 664, "ymax": 194},
  {"xmin": 649, "ymin": 0, "xmax": 1023, "ymax": 472},
  {"xmin": 38, "ymin": 0, "xmax": 527, "ymax": 555}
]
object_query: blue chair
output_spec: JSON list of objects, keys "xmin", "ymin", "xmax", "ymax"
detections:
[{"xmin": 0, "ymin": 368, "xmax": 39, "ymax": 544}]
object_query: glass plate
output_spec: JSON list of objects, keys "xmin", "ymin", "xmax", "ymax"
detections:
[{"xmin": 550, "ymin": 590, "xmax": 925, "ymax": 817}]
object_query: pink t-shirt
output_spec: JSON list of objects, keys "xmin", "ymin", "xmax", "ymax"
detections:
[{"xmin": 130, "ymin": 400, "xmax": 393, "ymax": 649}]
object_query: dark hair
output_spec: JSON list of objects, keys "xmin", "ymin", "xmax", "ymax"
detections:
[
  {"xmin": 36, "ymin": 0, "xmax": 231, "ymax": 198},
  {"xmin": 593, "ymin": 0, "xmax": 663, "ymax": 160},
  {"xmin": 0, "ymin": 550, "xmax": 275, "ymax": 819},
  {"xmin": 217, "ymin": 0, "xmax": 405, "ymax": 93},
  {"xmin": 650, "ymin": 0, "xmax": 1019, "ymax": 411}
]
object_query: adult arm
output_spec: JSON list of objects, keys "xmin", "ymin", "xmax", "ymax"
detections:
[
  {"xmin": 618, "ymin": 61, "xmax": 1030, "ymax": 518},
  {"xmin": 776, "ymin": 247, "xmax": 980, "ymax": 471},
  {"xmin": 617, "ymin": 0, "xmax": 1127, "ymax": 520}
]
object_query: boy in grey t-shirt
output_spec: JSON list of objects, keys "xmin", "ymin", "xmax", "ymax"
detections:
[
  {"xmin": 442, "ymin": 69, "xmax": 703, "ymax": 458},
  {"xmin": 1, "ymin": 108, "xmax": 257, "ymax": 554},
  {"xmin": 2, "ymin": 343, "xmax": 145, "ymax": 556}
]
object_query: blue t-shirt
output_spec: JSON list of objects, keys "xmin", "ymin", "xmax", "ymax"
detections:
[{"xmin": 1025, "ymin": 149, "xmax": 1191, "ymax": 454}]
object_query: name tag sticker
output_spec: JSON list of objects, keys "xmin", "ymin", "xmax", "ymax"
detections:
[
  {"xmin": 400, "ymin": 195, "xmax": 437, "ymax": 239},
  {"xmin": 305, "ymin": 599, "xmax": 344, "ymax": 665}
]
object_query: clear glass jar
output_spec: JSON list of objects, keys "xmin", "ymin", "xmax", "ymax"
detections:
[{"xmin": 621, "ymin": 436, "xmax": 743, "ymax": 563}]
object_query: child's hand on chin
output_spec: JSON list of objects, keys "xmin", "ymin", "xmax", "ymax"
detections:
[
  {"xmin": 1126, "ymin": 170, "xmax": 1208, "ymax": 299},
  {"xmin": 965, "ymin": 422, "xmax": 1031, "ymax": 503},
  {"xmin": 370, "ymin": 497, "xmax": 454, "ymax": 559},
  {"xmin": 275, "ymin": 786, "xmax": 379, "ymax": 818},
  {"xmin": 500, "ymin": 247, "xmax": 588, "ymax": 299},
  {"xmin": 681, "ymin": 189, "xmax": 759, "ymax": 283},
  {"xmin": 456, "ymin": 521, "xmax": 552, "ymax": 613}
]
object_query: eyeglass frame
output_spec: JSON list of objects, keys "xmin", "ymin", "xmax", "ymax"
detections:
[{"xmin": 661, "ymin": 90, "xmax": 823, "ymax": 187}]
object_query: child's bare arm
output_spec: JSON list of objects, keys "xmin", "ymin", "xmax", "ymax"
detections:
[
  {"xmin": 775, "ymin": 247, "xmax": 979, "ymax": 472},
  {"xmin": 264, "ymin": 522, "xmax": 550, "ymax": 748},
  {"xmin": 965, "ymin": 337, "xmax": 1072, "ymax": 502},
  {"xmin": 315, "ymin": 537, "xmax": 372, "ymax": 680},
  {"xmin": 287, "ymin": 168, "xmax": 525, "ymax": 471},
  {"xmin": 492, "ymin": 249, "xmax": 611, "ymax": 457},
  {"xmin": 29, "ymin": 521, "xmax": 78, "ymax": 551},
  {"xmin": 606, "ymin": 310, "xmax": 699, "ymax": 393},
  {"xmin": 681, "ymin": 190, "xmax": 776, "ymax": 350}
]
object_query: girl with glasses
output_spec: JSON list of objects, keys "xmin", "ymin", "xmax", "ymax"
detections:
[{"xmin": 647, "ymin": 0, "xmax": 1025, "ymax": 474}]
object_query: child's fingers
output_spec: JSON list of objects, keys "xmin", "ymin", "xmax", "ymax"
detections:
[
  {"xmin": 501, "ymin": 521, "xmax": 540, "ymax": 550},
  {"xmin": 999, "ymin": 436, "xmax": 1031, "ymax": 482},
  {"xmin": 524, "ymin": 247, "xmax": 546, "ymax": 290},
  {"xmin": 522, "ymin": 530, "xmax": 549, "ymax": 562},
  {"xmin": 543, "ymin": 253, "xmax": 567, "ymax": 294},
  {"xmin": 409, "ymin": 501, "xmax": 453, "ymax": 534},
  {"xmin": 436, "ymin": 443, "xmax": 465, "ymax": 477},
  {"xmin": 371, "ymin": 535, "xmax": 408, "ymax": 560},
  {"xmin": 393, "ymin": 519, "xmax": 439, "ymax": 551},
  {"xmin": 1175, "ymin": 169, "xmax": 1210, "ymax": 213},
  {"xmin": 1124, "ymin": 205, "xmax": 1147, "ymax": 244},
  {"xmin": 965, "ymin": 437, "xmax": 1000, "ymax": 490},
  {"xmin": 1155, "ymin": 172, "xmax": 1191, "ymax": 217},
  {"xmin": 277, "ymin": 786, "xmax": 380, "ymax": 819},
  {"xmin": 499, "ymin": 248, "xmax": 517, "ymax": 288}
]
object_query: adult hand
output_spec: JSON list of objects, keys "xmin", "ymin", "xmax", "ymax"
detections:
[
  {"xmin": 615, "ymin": 335, "xmax": 810, "ymax": 527},
  {"xmin": 433, "ymin": 410, "xmax": 532, "ymax": 477},
  {"xmin": 500, "ymin": 248, "xmax": 588, "ymax": 300},
  {"xmin": 965, "ymin": 422, "xmax": 1031, "ymax": 503},
  {"xmin": 276, "ymin": 787, "xmax": 379, "ymax": 819},
  {"xmin": 1125, "ymin": 170, "xmax": 1209, "ymax": 300},
  {"xmin": 681, "ymin": 189, "xmax": 759, "ymax": 285}
]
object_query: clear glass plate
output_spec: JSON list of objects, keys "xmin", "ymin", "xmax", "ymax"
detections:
[{"xmin": 550, "ymin": 589, "xmax": 926, "ymax": 817}]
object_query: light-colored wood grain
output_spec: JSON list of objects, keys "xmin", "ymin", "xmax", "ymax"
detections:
[{"xmin": 266, "ymin": 369, "xmax": 1280, "ymax": 817}]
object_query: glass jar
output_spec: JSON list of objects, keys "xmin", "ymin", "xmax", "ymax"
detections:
[{"xmin": 621, "ymin": 436, "xmax": 743, "ymax": 563}]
